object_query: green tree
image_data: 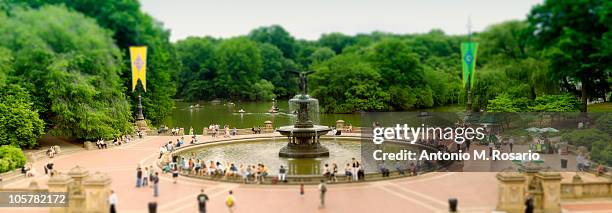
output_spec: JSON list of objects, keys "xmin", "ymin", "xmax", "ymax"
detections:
[
  {"xmin": 594, "ymin": 113, "xmax": 612, "ymax": 136},
  {"xmin": 214, "ymin": 37, "xmax": 264, "ymax": 100},
  {"xmin": 311, "ymin": 54, "xmax": 389, "ymax": 113},
  {"xmin": 0, "ymin": 145, "xmax": 26, "ymax": 173},
  {"xmin": 308, "ymin": 47, "xmax": 336, "ymax": 64},
  {"xmin": 529, "ymin": 95, "xmax": 581, "ymax": 112},
  {"xmin": 258, "ymin": 43, "xmax": 297, "ymax": 97},
  {"xmin": 174, "ymin": 37, "xmax": 218, "ymax": 101},
  {"xmin": 561, "ymin": 128, "xmax": 610, "ymax": 149},
  {"xmin": 368, "ymin": 39, "xmax": 424, "ymax": 87},
  {"xmin": 479, "ymin": 21, "xmax": 530, "ymax": 61},
  {"xmin": 528, "ymin": 0, "xmax": 611, "ymax": 111},
  {"xmin": 590, "ymin": 140, "xmax": 612, "ymax": 166},
  {"xmin": 248, "ymin": 25, "xmax": 297, "ymax": 59},
  {"xmin": 0, "ymin": 85, "xmax": 45, "ymax": 148},
  {"xmin": 487, "ymin": 93, "xmax": 520, "ymax": 112},
  {"xmin": 16, "ymin": 0, "xmax": 179, "ymax": 124},
  {"xmin": 0, "ymin": 47, "xmax": 9, "ymax": 87},
  {"xmin": 318, "ymin": 32, "xmax": 355, "ymax": 54},
  {"xmin": 252, "ymin": 79, "xmax": 276, "ymax": 101},
  {"xmin": 0, "ymin": 6, "xmax": 132, "ymax": 140}
]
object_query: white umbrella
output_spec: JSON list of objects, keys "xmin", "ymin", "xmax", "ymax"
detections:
[
  {"xmin": 540, "ymin": 127, "xmax": 559, "ymax": 133},
  {"xmin": 525, "ymin": 127, "xmax": 541, "ymax": 133}
]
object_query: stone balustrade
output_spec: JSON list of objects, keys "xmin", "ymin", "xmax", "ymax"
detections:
[
  {"xmin": 0, "ymin": 165, "xmax": 113, "ymax": 213},
  {"xmin": 561, "ymin": 175, "xmax": 612, "ymax": 199}
]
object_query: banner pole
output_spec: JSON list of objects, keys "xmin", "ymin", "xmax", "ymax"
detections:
[{"xmin": 137, "ymin": 89, "xmax": 144, "ymax": 120}]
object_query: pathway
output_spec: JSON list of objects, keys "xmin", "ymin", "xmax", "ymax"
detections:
[{"xmin": 1, "ymin": 134, "xmax": 611, "ymax": 213}]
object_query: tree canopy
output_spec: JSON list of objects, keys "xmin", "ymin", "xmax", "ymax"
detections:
[
  {"xmin": 0, "ymin": 0, "xmax": 609, "ymax": 147},
  {"xmin": 0, "ymin": 5, "xmax": 132, "ymax": 141},
  {"xmin": 528, "ymin": 0, "xmax": 611, "ymax": 111}
]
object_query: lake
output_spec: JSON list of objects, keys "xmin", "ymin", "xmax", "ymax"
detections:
[{"xmin": 162, "ymin": 100, "xmax": 462, "ymax": 134}]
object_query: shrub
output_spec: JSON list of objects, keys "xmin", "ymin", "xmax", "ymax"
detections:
[
  {"xmin": 590, "ymin": 140, "xmax": 612, "ymax": 166},
  {"xmin": 561, "ymin": 128, "xmax": 610, "ymax": 149},
  {"xmin": 0, "ymin": 145, "xmax": 27, "ymax": 173}
]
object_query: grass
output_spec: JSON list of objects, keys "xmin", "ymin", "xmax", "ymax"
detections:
[{"xmin": 588, "ymin": 102, "xmax": 612, "ymax": 112}]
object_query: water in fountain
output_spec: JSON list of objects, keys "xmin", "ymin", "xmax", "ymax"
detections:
[{"xmin": 288, "ymin": 96, "xmax": 320, "ymax": 124}]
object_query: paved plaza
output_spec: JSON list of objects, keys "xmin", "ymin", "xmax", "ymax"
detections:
[{"xmin": 2, "ymin": 134, "xmax": 611, "ymax": 213}]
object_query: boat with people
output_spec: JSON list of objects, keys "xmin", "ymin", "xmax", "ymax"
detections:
[{"xmin": 189, "ymin": 103, "xmax": 203, "ymax": 109}]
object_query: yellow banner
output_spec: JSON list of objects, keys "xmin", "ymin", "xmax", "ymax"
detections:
[{"xmin": 130, "ymin": 46, "xmax": 147, "ymax": 92}]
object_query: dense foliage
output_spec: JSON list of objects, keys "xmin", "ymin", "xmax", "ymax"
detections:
[
  {"xmin": 561, "ymin": 128, "xmax": 612, "ymax": 165},
  {"xmin": 13, "ymin": 0, "xmax": 179, "ymax": 124},
  {"xmin": 173, "ymin": 4, "xmax": 609, "ymax": 113},
  {"xmin": 527, "ymin": 0, "xmax": 612, "ymax": 112},
  {"xmin": 0, "ymin": 0, "xmax": 609, "ymax": 149},
  {"xmin": 0, "ymin": 85, "xmax": 45, "ymax": 148},
  {"xmin": 0, "ymin": 5, "xmax": 133, "ymax": 141},
  {"xmin": 0, "ymin": 145, "xmax": 27, "ymax": 173}
]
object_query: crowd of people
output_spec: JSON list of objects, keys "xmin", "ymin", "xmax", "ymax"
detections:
[
  {"xmin": 134, "ymin": 164, "xmax": 161, "ymax": 197},
  {"xmin": 162, "ymin": 155, "xmax": 274, "ymax": 184},
  {"xmin": 205, "ymin": 124, "xmax": 236, "ymax": 138},
  {"xmin": 94, "ymin": 135, "xmax": 133, "ymax": 149},
  {"xmin": 321, "ymin": 158, "xmax": 367, "ymax": 182}
]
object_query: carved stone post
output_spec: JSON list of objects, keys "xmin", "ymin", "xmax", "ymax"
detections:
[
  {"xmin": 264, "ymin": 121, "xmax": 273, "ymax": 132},
  {"xmin": 83, "ymin": 172, "xmax": 112, "ymax": 213},
  {"xmin": 67, "ymin": 166, "xmax": 89, "ymax": 212},
  {"xmin": 496, "ymin": 172, "xmax": 527, "ymax": 213},
  {"xmin": 536, "ymin": 172, "xmax": 562, "ymax": 213},
  {"xmin": 336, "ymin": 120, "xmax": 345, "ymax": 131},
  {"xmin": 48, "ymin": 173, "xmax": 73, "ymax": 213},
  {"xmin": 571, "ymin": 174, "xmax": 584, "ymax": 198}
]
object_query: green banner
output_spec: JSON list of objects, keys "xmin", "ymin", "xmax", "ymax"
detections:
[{"xmin": 461, "ymin": 42, "xmax": 478, "ymax": 88}]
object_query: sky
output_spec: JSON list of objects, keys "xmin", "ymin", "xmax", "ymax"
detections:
[{"xmin": 140, "ymin": 0, "xmax": 543, "ymax": 42}]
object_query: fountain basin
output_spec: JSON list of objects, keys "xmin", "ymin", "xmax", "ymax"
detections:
[
  {"xmin": 276, "ymin": 125, "xmax": 331, "ymax": 137},
  {"xmin": 177, "ymin": 137, "xmax": 363, "ymax": 175},
  {"xmin": 170, "ymin": 136, "xmax": 440, "ymax": 179},
  {"xmin": 277, "ymin": 125, "xmax": 332, "ymax": 158}
]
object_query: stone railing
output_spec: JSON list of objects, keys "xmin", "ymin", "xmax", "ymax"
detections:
[
  {"xmin": 0, "ymin": 166, "xmax": 112, "ymax": 213},
  {"xmin": 497, "ymin": 170, "xmax": 612, "ymax": 213},
  {"xmin": 561, "ymin": 175, "xmax": 612, "ymax": 199}
]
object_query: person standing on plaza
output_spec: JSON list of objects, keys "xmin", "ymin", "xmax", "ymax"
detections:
[
  {"xmin": 136, "ymin": 166, "xmax": 143, "ymax": 187},
  {"xmin": 351, "ymin": 158, "xmax": 359, "ymax": 181},
  {"xmin": 149, "ymin": 166, "xmax": 155, "ymax": 188},
  {"xmin": 525, "ymin": 194, "xmax": 534, "ymax": 213},
  {"xmin": 225, "ymin": 190, "xmax": 236, "ymax": 213},
  {"xmin": 331, "ymin": 163, "xmax": 338, "ymax": 182},
  {"xmin": 172, "ymin": 164, "xmax": 179, "ymax": 184},
  {"xmin": 142, "ymin": 166, "xmax": 149, "ymax": 187},
  {"xmin": 159, "ymin": 145, "xmax": 166, "ymax": 159},
  {"xmin": 278, "ymin": 165, "xmax": 287, "ymax": 182},
  {"xmin": 509, "ymin": 138, "xmax": 514, "ymax": 152},
  {"xmin": 197, "ymin": 189, "xmax": 209, "ymax": 213},
  {"xmin": 318, "ymin": 180, "xmax": 327, "ymax": 208},
  {"xmin": 322, "ymin": 164, "xmax": 330, "ymax": 180},
  {"xmin": 152, "ymin": 172, "xmax": 160, "ymax": 197},
  {"xmin": 224, "ymin": 125, "xmax": 230, "ymax": 138},
  {"xmin": 108, "ymin": 190, "xmax": 118, "ymax": 213},
  {"xmin": 344, "ymin": 163, "xmax": 352, "ymax": 181}
]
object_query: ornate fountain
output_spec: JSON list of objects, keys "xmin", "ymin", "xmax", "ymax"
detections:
[{"xmin": 277, "ymin": 71, "xmax": 331, "ymax": 158}]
